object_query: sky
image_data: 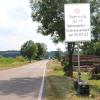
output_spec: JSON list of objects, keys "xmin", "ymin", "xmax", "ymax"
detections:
[{"xmin": 0, "ymin": 0, "xmax": 65, "ymax": 52}]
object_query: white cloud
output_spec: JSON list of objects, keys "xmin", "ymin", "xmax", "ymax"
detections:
[{"xmin": 0, "ymin": 0, "xmax": 65, "ymax": 51}]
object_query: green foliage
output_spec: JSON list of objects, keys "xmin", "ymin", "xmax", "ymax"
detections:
[
  {"xmin": 31, "ymin": 0, "xmax": 99, "ymax": 42},
  {"xmin": 15, "ymin": 56, "xmax": 26, "ymax": 62},
  {"xmin": 81, "ymin": 41, "xmax": 100, "ymax": 55},
  {"xmin": 46, "ymin": 61, "xmax": 100, "ymax": 99},
  {"xmin": 54, "ymin": 48, "xmax": 62, "ymax": 61},
  {"xmin": 36, "ymin": 43, "xmax": 47, "ymax": 59},
  {"xmin": 95, "ymin": 41, "xmax": 100, "ymax": 55},
  {"xmin": 0, "ymin": 56, "xmax": 26, "ymax": 64},
  {"xmin": 31, "ymin": 0, "xmax": 66, "ymax": 42},
  {"xmin": 20, "ymin": 40, "xmax": 38, "ymax": 62},
  {"xmin": 0, "ymin": 56, "xmax": 28, "ymax": 69},
  {"xmin": 0, "ymin": 57, "xmax": 15, "ymax": 64},
  {"xmin": 20, "ymin": 40, "xmax": 47, "ymax": 61},
  {"xmin": 81, "ymin": 42, "xmax": 95, "ymax": 55},
  {"xmin": 47, "ymin": 60, "xmax": 63, "ymax": 71},
  {"xmin": 63, "ymin": 61, "xmax": 74, "ymax": 76},
  {"xmin": 81, "ymin": 0, "xmax": 100, "ymax": 55},
  {"xmin": 90, "ymin": 0, "xmax": 100, "ymax": 40},
  {"xmin": 30, "ymin": 0, "xmax": 100, "ymax": 76}
]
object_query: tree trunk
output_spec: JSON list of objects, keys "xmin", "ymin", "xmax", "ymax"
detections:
[
  {"xmin": 64, "ymin": 42, "xmax": 75, "ymax": 77},
  {"xmin": 30, "ymin": 59, "xmax": 32, "ymax": 63},
  {"xmin": 67, "ymin": 51, "xmax": 73, "ymax": 77},
  {"xmin": 28, "ymin": 56, "xmax": 32, "ymax": 63}
]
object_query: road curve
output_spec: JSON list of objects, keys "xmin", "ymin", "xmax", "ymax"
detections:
[{"xmin": 0, "ymin": 60, "xmax": 48, "ymax": 100}]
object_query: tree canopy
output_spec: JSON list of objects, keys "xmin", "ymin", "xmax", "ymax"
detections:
[
  {"xmin": 36, "ymin": 43, "xmax": 47, "ymax": 59},
  {"xmin": 31, "ymin": 0, "xmax": 99, "ymax": 42},
  {"xmin": 81, "ymin": 41, "xmax": 100, "ymax": 56},
  {"xmin": 20, "ymin": 40, "xmax": 38, "ymax": 62},
  {"xmin": 30, "ymin": 0, "xmax": 100, "ymax": 76},
  {"xmin": 54, "ymin": 48, "xmax": 62, "ymax": 61}
]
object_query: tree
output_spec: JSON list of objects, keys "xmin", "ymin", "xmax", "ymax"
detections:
[
  {"xmin": 20, "ymin": 40, "xmax": 38, "ymax": 62},
  {"xmin": 30, "ymin": 0, "xmax": 99, "ymax": 77},
  {"xmin": 54, "ymin": 48, "xmax": 62, "ymax": 61},
  {"xmin": 81, "ymin": 41, "xmax": 100, "ymax": 56},
  {"xmin": 81, "ymin": 42, "xmax": 95, "ymax": 55},
  {"xmin": 80, "ymin": 0, "xmax": 100, "ymax": 56},
  {"xmin": 36, "ymin": 43, "xmax": 47, "ymax": 59},
  {"xmin": 95, "ymin": 41, "xmax": 100, "ymax": 55},
  {"xmin": 90, "ymin": 0, "xmax": 100, "ymax": 41}
]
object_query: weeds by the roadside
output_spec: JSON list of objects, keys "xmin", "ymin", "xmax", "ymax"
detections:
[
  {"xmin": 0, "ymin": 56, "xmax": 29, "ymax": 70},
  {"xmin": 46, "ymin": 60, "xmax": 100, "ymax": 100},
  {"xmin": 47, "ymin": 60, "xmax": 63, "ymax": 71}
]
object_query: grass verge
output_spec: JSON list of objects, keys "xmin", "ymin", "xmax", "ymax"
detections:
[
  {"xmin": 77, "ymin": 72, "xmax": 100, "ymax": 98},
  {"xmin": 46, "ymin": 60, "xmax": 100, "ymax": 100},
  {"xmin": 0, "ymin": 56, "xmax": 34, "ymax": 70}
]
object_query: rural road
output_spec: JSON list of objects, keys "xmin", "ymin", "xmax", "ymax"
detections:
[{"xmin": 0, "ymin": 60, "xmax": 48, "ymax": 100}]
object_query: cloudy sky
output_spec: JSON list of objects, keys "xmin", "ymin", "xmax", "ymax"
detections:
[{"xmin": 0, "ymin": 0, "xmax": 65, "ymax": 51}]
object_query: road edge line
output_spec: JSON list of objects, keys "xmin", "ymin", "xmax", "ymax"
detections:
[{"xmin": 38, "ymin": 63, "xmax": 46, "ymax": 100}]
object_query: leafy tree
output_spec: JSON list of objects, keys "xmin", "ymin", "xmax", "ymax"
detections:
[
  {"xmin": 30, "ymin": 0, "xmax": 99, "ymax": 77},
  {"xmin": 95, "ymin": 41, "xmax": 100, "ymax": 56},
  {"xmin": 54, "ymin": 48, "xmax": 62, "ymax": 61},
  {"xmin": 36, "ymin": 43, "xmax": 47, "ymax": 59},
  {"xmin": 80, "ymin": 0, "xmax": 100, "ymax": 55},
  {"xmin": 81, "ymin": 42, "xmax": 95, "ymax": 55},
  {"xmin": 90, "ymin": 0, "xmax": 100, "ymax": 41},
  {"xmin": 20, "ymin": 40, "xmax": 38, "ymax": 62},
  {"xmin": 81, "ymin": 41, "xmax": 100, "ymax": 56},
  {"xmin": 95, "ymin": 41, "xmax": 100, "ymax": 55}
]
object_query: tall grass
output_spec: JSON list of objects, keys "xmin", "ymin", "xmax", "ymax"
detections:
[
  {"xmin": 0, "ymin": 56, "xmax": 28, "ymax": 70},
  {"xmin": 0, "ymin": 57, "xmax": 15, "ymax": 64},
  {"xmin": 46, "ymin": 60, "xmax": 100, "ymax": 100},
  {"xmin": 47, "ymin": 60, "xmax": 63, "ymax": 71}
]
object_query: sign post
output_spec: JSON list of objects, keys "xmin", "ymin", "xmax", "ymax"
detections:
[
  {"xmin": 77, "ymin": 43, "xmax": 81, "ymax": 81},
  {"xmin": 64, "ymin": 4, "xmax": 91, "ymax": 81}
]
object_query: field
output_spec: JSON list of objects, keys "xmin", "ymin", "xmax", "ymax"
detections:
[
  {"xmin": 0, "ymin": 56, "xmax": 29, "ymax": 70},
  {"xmin": 46, "ymin": 60, "xmax": 100, "ymax": 100}
]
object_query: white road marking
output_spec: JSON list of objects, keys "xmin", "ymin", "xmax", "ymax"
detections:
[{"xmin": 38, "ymin": 64, "xmax": 46, "ymax": 100}]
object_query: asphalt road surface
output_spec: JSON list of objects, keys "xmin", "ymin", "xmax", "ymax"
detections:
[{"xmin": 0, "ymin": 60, "xmax": 48, "ymax": 100}]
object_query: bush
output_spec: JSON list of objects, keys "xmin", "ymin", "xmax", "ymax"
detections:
[
  {"xmin": 15, "ymin": 56, "xmax": 26, "ymax": 62},
  {"xmin": 63, "ymin": 62, "xmax": 68, "ymax": 72},
  {"xmin": 53, "ymin": 64, "xmax": 62, "ymax": 71},
  {"xmin": 92, "ymin": 74, "xmax": 100, "ymax": 80},
  {"xmin": 49, "ymin": 60, "xmax": 63, "ymax": 71}
]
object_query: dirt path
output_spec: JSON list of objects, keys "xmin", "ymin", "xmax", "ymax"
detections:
[{"xmin": 0, "ymin": 60, "xmax": 48, "ymax": 100}]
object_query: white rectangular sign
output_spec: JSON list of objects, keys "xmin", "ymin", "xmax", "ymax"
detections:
[{"xmin": 64, "ymin": 4, "xmax": 91, "ymax": 42}]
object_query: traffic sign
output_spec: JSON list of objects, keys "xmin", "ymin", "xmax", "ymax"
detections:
[{"xmin": 64, "ymin": 4, "xmax": 91, "ymax": 42}]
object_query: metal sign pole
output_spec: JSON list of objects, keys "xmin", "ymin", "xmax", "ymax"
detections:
[{"xmin": 77, "ymin": 43, "xmax": 81, "ymax": 82}]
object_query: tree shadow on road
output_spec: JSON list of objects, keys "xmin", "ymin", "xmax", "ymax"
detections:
[{"xmin": 0, "ymin": 77, "xmax": 44, "ymax": 98}]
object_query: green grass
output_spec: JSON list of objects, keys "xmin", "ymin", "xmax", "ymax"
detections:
[
  {"xmin": 47, "ymin": 60, "xmax": 63, "ymax": 71},
  {"xmin": 46, "ymin": 60, "xmax": 100, "ymax": 100},
  {"xmin": 78, "ymin": 72, "xmax": 100, "ymax": 97},
  {"xmin": 0, "ymin": 56, "xmax": 29, "ymax": 70}
]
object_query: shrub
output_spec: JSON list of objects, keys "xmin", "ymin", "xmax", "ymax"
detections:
[{"xmin": 15, "ymin": 56, "xmax": 26, "ymax": 62}]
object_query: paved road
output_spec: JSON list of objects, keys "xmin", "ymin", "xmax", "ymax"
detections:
[{"xmin": 0, "ymin": 60, "xmax": 48, "ymax": 100}]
